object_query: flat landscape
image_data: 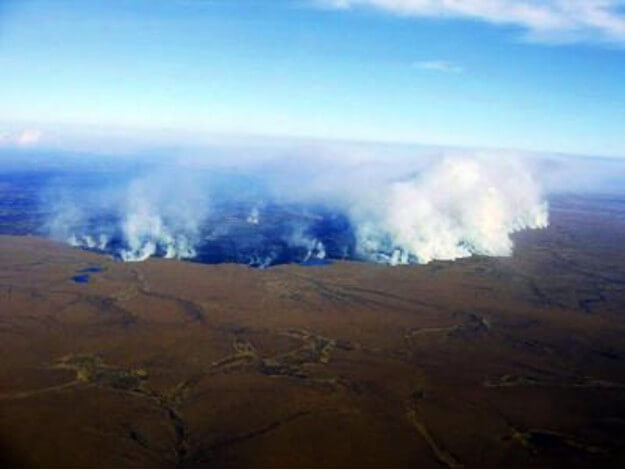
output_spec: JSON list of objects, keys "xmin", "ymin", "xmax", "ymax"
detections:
[{"xmin": 1, "ymin": 194, "xmax": 625, "ymax": 467}]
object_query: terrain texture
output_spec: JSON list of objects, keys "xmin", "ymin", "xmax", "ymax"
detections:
[{"xmin": 1, "ymin": 194, "xmax": 625, "ymax": 467}]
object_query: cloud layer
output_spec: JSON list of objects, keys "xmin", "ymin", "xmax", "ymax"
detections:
[
  {"xmin": 323, "ymin": 0, "xmax": 625, "ymax": 44},
  {"xmin": 0, "ymin": 129, "xmax": 42, "ymax": 147}
]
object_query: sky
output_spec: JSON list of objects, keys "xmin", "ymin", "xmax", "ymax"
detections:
[{"xmin": 1, "ymin": 0, "xmax": 625, "ymax": 158}]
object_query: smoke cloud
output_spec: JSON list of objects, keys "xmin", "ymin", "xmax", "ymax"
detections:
[
  {"xmin": 348, "ymin": 156, "xmax": 548, "ymax": 264},
  {"xmin": 117, "ymin": 172, "xmax": 208, "ymax": 261},
  {"xmin": 44, "ymin": 167, "xmax": 210, "ymax": 262},
  {"xmin": 40, "ymin": 145, "xmax": 551, "ymax": 267}
]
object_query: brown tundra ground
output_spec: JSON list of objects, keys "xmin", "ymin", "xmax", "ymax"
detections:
[{"xmin": 1, "ymin": 194, "xmax": 625, "ymax": 468}]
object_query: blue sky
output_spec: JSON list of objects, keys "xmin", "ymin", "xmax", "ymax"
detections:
[{"xmin": 1, "ymin": 0, "xmax": 625, "ymax": 157}]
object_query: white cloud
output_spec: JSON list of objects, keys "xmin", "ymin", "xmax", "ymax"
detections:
[
  {"xmin": 0, "ymin": 129, "xmax": 43, "ymax": 147},
  {"xmin": 413, "ymin": 60, "xmax": 464, "ymax": 73},
  {"xmin": 15, "ymin": 129, "xmax": 42, "ymax": 145},
  {"xmin": 319, "ymin": 0, "xmax": 625, "ymax": 44}
]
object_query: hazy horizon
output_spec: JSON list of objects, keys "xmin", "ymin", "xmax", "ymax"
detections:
[{"xmin": 2, "ymin": 0, "xmax": 625, "ymax": 158}]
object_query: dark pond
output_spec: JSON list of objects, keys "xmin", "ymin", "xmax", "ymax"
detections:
[{"xmin": 72, "ymin": 274, "xmax": 90, "ymax": 284}]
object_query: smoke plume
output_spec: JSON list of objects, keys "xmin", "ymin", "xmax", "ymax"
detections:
[
  {"xmin": 41, "ymin": 146, "xmax": 550, "ymax": 266},
  {"xmin": 348, "ymin": 156, "xmax": 548, "ymax": 264}
]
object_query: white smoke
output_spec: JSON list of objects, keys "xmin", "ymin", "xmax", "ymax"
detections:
[
  {"xmin": 68, "ymin": 233, "xmax": 108, "ymax": 251},
  {"xmin": 46, "ymin": 199, "xmax": 85, "ymax": 242},
  {"xmin": 285, "ymin": 224, "xmax": 327, "ymax": 262},
  {"xmin": 43, "ymin": 144, "xmax": 550, "ymax": 266},
  {"xmin": 49, "ymin": 167, "xmax": 210, "ymax": 262},
  {"xmin": 347, "ymin": 156, "xmax": 548, "ymax": 264},
  {"xmin": 119, "ymin": 172, "xmax": 209, "ymax": 262}
]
